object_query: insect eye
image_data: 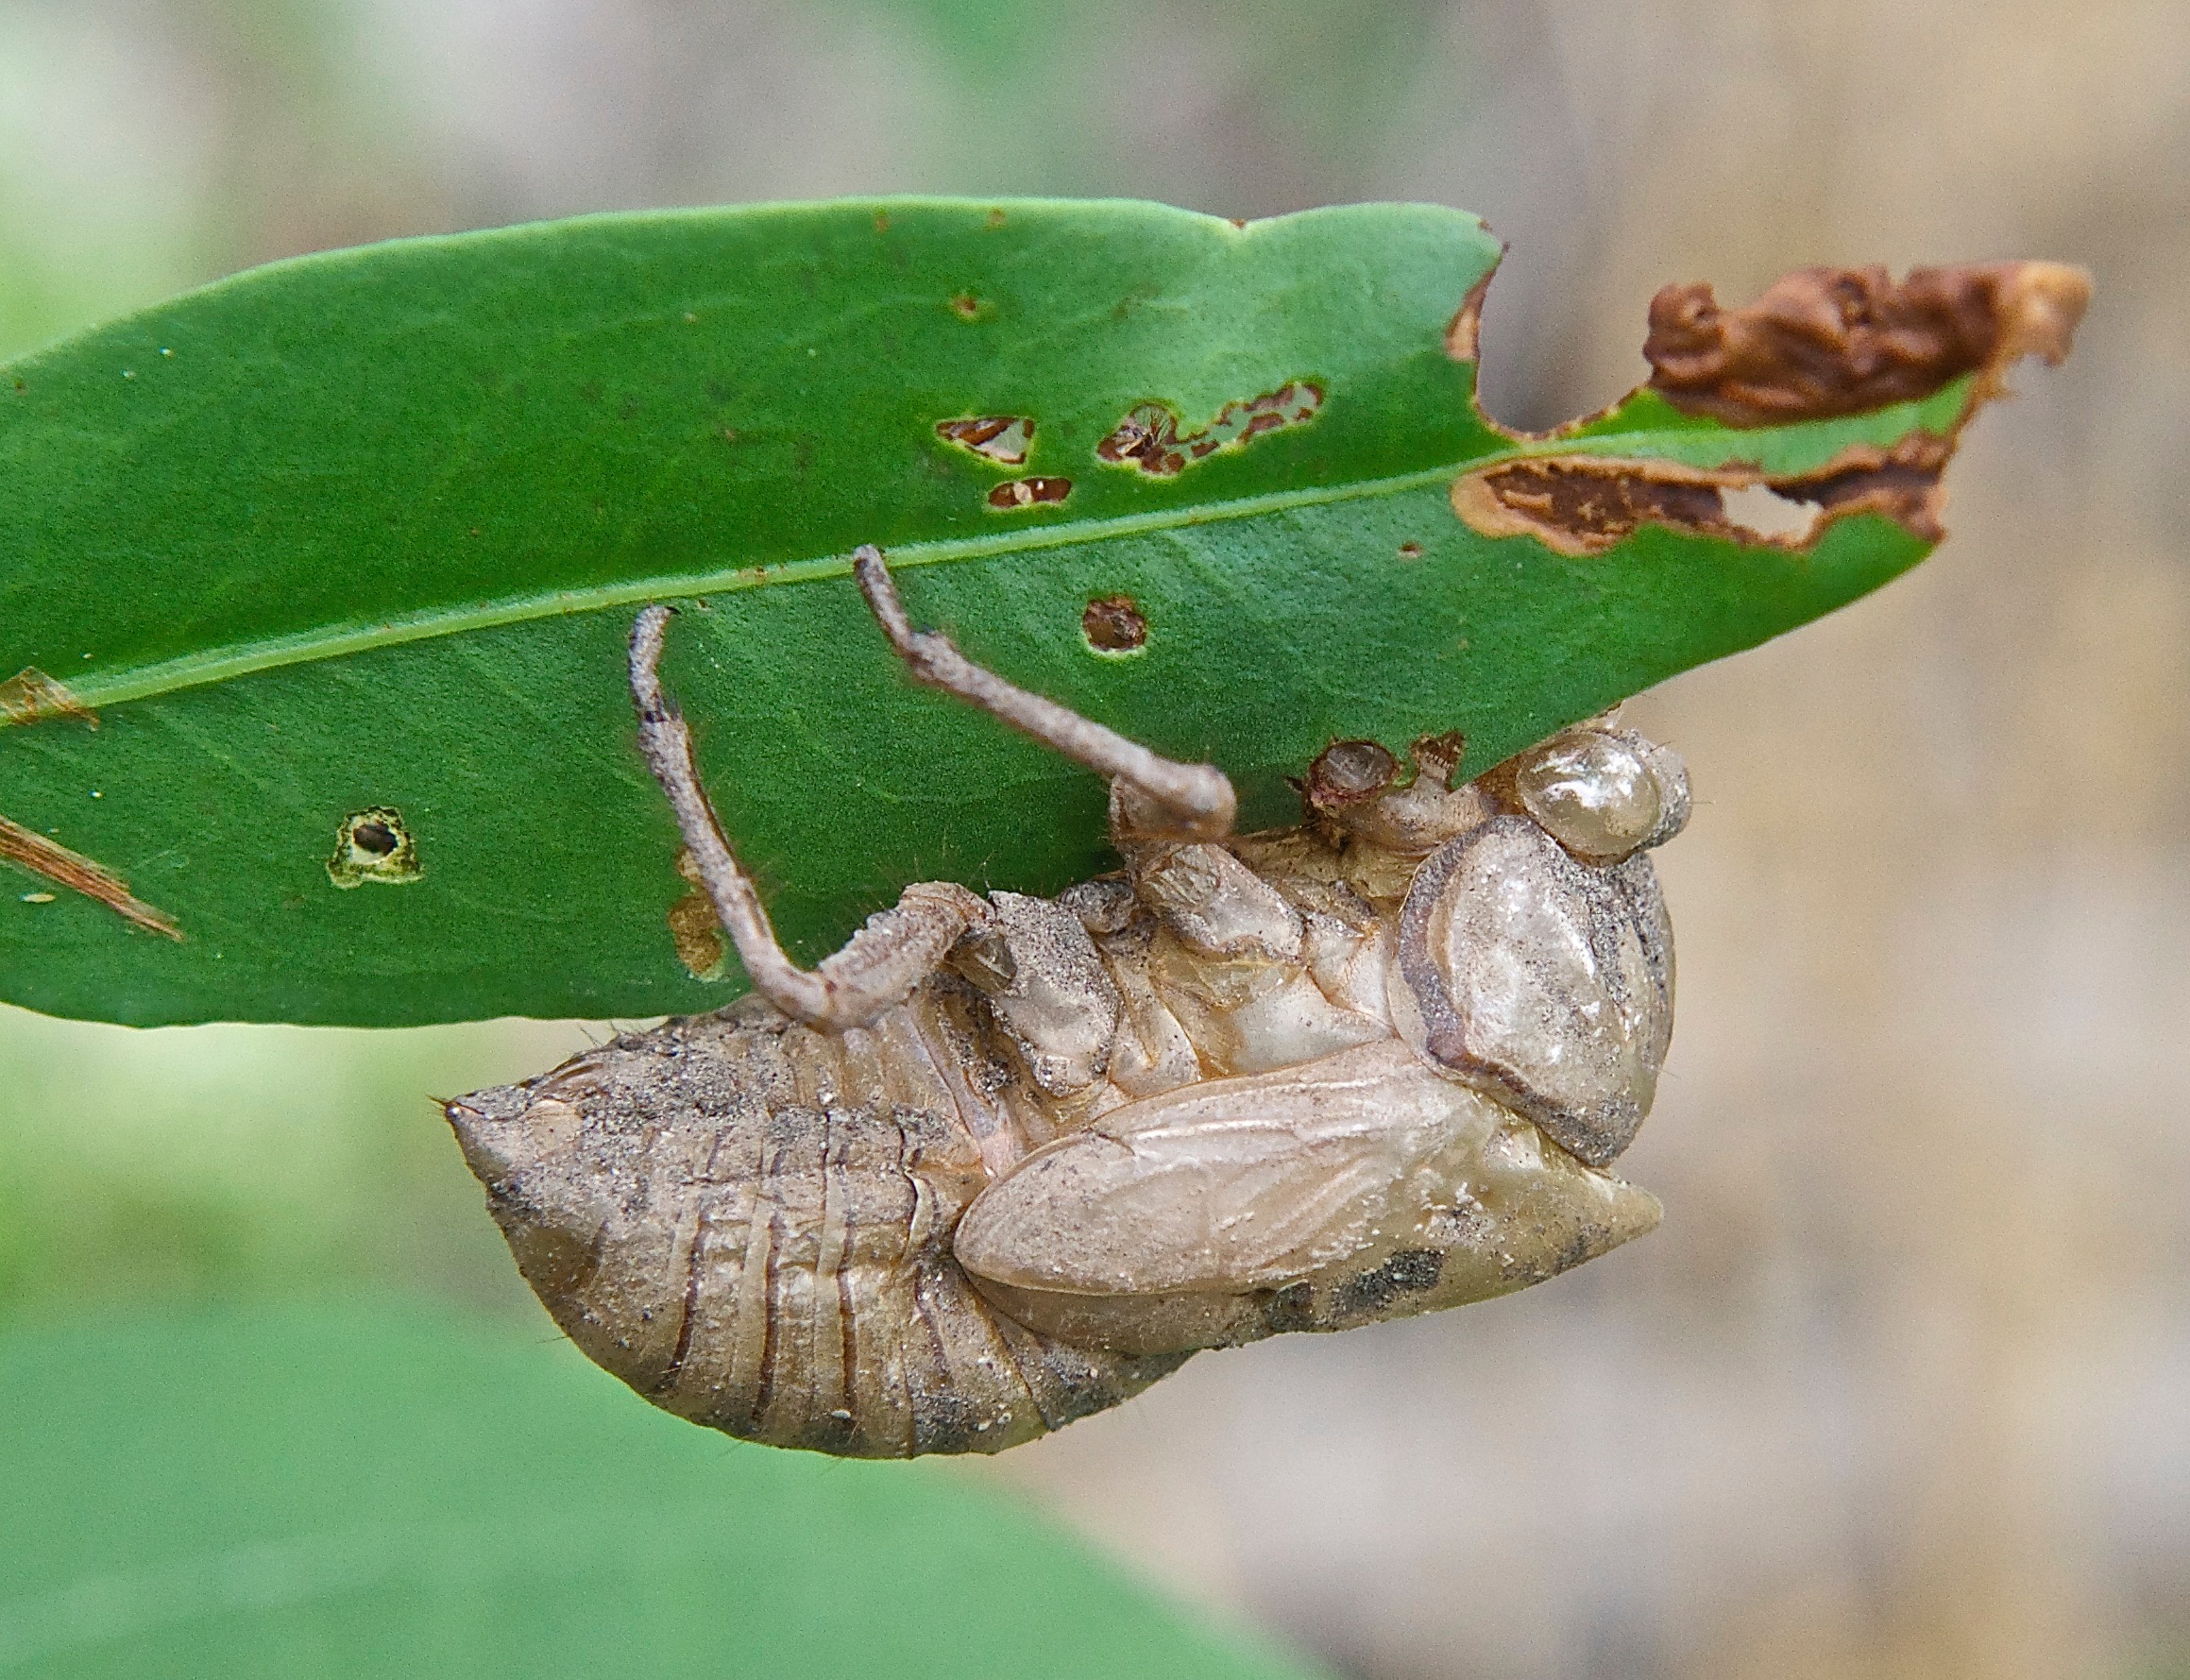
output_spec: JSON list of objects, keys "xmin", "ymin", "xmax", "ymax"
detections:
[{"xmin": 1513, "ymin": 733, "xmax": 1661, "ymax": 861}]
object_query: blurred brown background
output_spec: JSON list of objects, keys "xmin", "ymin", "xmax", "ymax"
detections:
[{"xmin": 1, "ymin": 2, "xmax": 2182, "ymax": 1676}]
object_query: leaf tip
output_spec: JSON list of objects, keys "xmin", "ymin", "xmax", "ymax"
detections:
[{"xmin": 1642, "ymin": 261, "xmax": 2093, "ymax": 428}]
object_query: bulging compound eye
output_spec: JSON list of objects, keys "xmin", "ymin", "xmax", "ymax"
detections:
[
  {"xmin": 1397, "ymin": 817, "xmax": 1674, "ymax": 1166},
  {"xmin": 1514, "ymin": 732, "xmax": 1661, "ymax": 861}
]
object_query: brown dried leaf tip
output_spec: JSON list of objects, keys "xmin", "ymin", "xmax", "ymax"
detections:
[
  {"xmin": 1646, "ymin": 262, "xmax": 2090, "ymax": 426},
  {"xmin": 1080, "ymin": 595, "xmax": 1147, "ymax": 654},
  {"xmin": 1097, "ymin": 381, "xmax": 1323, "ymax": 478},
  {"xmin": 327, "ymin": 806, "xmax": 423, "ymax": 889},
  {"xmin": 936, "ymin": 416, "xmax": 1033, "ymax": 466},
  {"xmin": 0, "ymin": 669, "xmax": 98, "ymax": 728},
  {"xmin": 0, "ymin": 813, "xmax": 181, "ymax": 939},
  {"xmin": 988, "ymin": 477, "xmax": 1072, "ymax": 510},
  {"xmin": 1455, "ymin": 261, "xmax": 2088, "ymax": 557}
]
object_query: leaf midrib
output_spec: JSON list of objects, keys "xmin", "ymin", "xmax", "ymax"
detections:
[{"xmin": 7, "ymin": 458, "xmax": 1478, "ymax": 725}]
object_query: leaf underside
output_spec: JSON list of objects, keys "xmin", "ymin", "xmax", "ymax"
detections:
[{"xmin": 0, "ymin": 198, "xmax": 1994, "ymax": 1026}]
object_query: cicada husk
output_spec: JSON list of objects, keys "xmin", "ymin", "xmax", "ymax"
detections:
[{"xmin": 450, "ymin": 719, "xmax": 1683, "ymax": 1457}]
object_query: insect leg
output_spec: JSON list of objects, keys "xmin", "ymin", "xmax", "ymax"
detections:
[
  {"xmin": 630, "ymin": 605, "xmax": 990, "ymax": 1029},
  {"xmin": 853, "ymin": 546, "xmax": 1236, "ymax": 841}
]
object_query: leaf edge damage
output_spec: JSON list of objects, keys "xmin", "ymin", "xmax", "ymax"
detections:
[{"xmin": 1449, "ymin": 261, "xmax": 2091, "ymax": 558}]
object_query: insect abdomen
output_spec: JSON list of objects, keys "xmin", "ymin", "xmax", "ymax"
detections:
[{"xmin": 448, "ymin": 1008, "xmax": 1182, "ymax": 1457}]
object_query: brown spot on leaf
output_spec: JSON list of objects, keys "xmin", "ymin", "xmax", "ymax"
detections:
[
  {"xmin": 669, "ymin": 847, "xmax": 726, "ymax": 979},
  {"xmin": 0, "ymin": 669, "xmax": 97, "ymax": 728},
  {"xmin": 874, "ymin": 210, "xmax": 890, "ymax": 233},
  {"xmin": 1398, "ymin": 541, "xmax": 1424, "ymax": 559},
  {"xmin": 1645, "ymin": 262, "xmax": 2090, "ymax": 427},
  {"xmin": 935, "ymin": 416, "xmax": 1034, "ymax": 466},
  {"xmin": 1455, "ymin": 459, "xmax": 1731, "ymax": 557},
  {"xmin": 328, "ymin": 806, "xmax": 423, "ymax": 889},
  {"xmin": 988, "ymin": 477, "xmax": 1072, "ymax": 509},
  {"xmin": 1080, "ymin": 596, "xmax": 1147, "ymax": 653},
  {"xmin": 1096, "ymin": 382, "xmax": 1323, "ymax": 478},
  {"xmin": 0, "ymin": 814, "xmax": 180, "ymax": 939},
  {"xmin": 1453, "ymin": 431, "xmax": 1957, "ymax": 557},
  {"xmin": 1788, "ymin": 431, "xmax": 1953, "ymax": 535},
  {"xmin": 948, "ymin": 293, "xmax": 987, "ymax": 322},
  {"xmin": 985, "ymin": 208, "xmax": 1007, "ymax": 229}
]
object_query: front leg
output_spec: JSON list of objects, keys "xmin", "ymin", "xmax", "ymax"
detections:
[{"xmin": 630, "ymin": 604, "xmax": 989, "ymax": 1029}]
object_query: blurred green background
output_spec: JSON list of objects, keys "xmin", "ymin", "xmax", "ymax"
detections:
[{"xmin": 2, "ymin": 1, "xmax": 2184, "ymax": 1677}]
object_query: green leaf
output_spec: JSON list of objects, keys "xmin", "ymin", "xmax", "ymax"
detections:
[
  {"xmin": 0, "ymin": 199, "xmax": 2051, "ymax": 1026},
  {"xmin": 0, "ymin": 1299, "xmax": 1317, "ymax": 1679}
]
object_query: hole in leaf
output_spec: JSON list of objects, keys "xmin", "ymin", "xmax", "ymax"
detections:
[
  {"xmin": 329, "ymin": 807, "xmax": 423, "ymax": 890},
  {"xmin": 1096, "ymin": 382, "xmax": 1323, "ymax": 478},
  {"xmin": 988, "ymin": 477, "xmax": 1071, "ymax": 510},
  {"xmin": 936, "ymin": 416, "xmax": 1033, "ymax": 466},
  {"xmin": 1719, "ymin": 483, "xmax": 1821, "ymax": 543},
  {"xmin": 1081, "ymin": 596, "xmax": 1147, "ymax": 654}
]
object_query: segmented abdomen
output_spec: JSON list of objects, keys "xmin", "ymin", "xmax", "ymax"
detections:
[{"xmin": 448, "ymin": 1002, "xmax": 1183, "ymax": 1457}]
